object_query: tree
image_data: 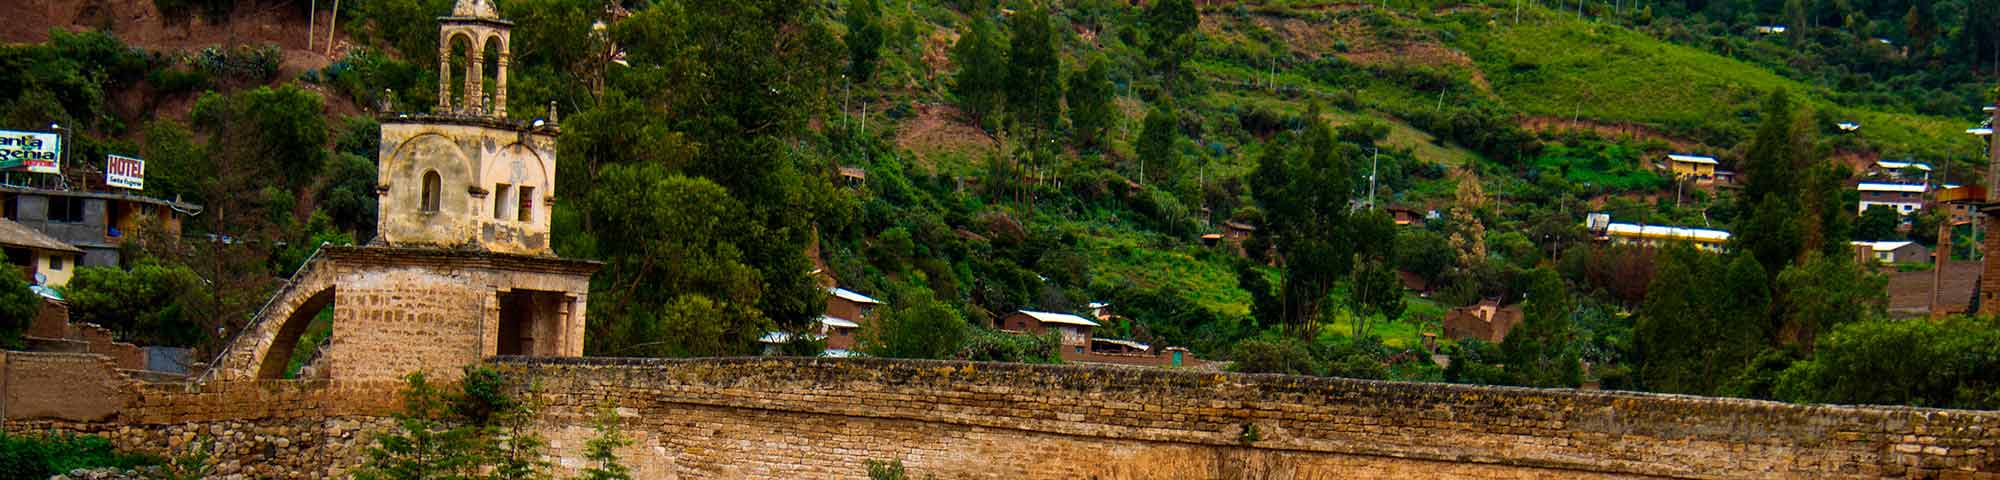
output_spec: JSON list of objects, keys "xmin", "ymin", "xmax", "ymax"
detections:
[
  {"xmin": 1393, "ymin": 229, "xmax": 1454, "ymax": 286},
  {"xmin": 354, "ymin": 366, "xmax": 563, "ymax": 480},
  {"xmin": 0, "ymin": 264, "xmax": 38, "ymax": 349},
  {"xmin": 1634, "ymin": 248, "xmax": 1768, "ymax": 395},
  {"xmin": 1065, "ymin": 55, "xmax": 1115, "ymax": 149},
  {"xmin": 63, "ymin": 259, "xmax": 215, "ymax": 347},
  {"xmin": 950, "ymin": 17, "xmax": 1008, "ymax": 128},
  {"xmin": 1005, "ymin": 5, "xmax": 1063, "ymax": 138},
  {"xmin": 1501, "ymin": 268, "xmax": 1581, "ymax": 388},
  {"xmin": 1854, "ymin": 206, "xmax": 1903, "ymax": 241},
  {"xmin": 1249, "ymin": 103, "xmax": 1367, "ymax": 337},
  {"xmin": 1957, "ymin": 0, "xmax": 2000, "ymax": 72},
  {"xmin": 578, "ymin": 408, "xmax": 634, "ymax": 480},
  {"xmin": 1236, "ymin": 263, "xmax": 1280, "ymax": 328},
  {"xmin": 867, "ymin": 294, "xmax": 971, "ymax": 359},
  {"xmin": 844, "ymin": 0, "xmax": 885, "ymax": 82},
  {"xmin": 1347, "ymin": 257, "xmax": 1406, "ymax": 340},
  {"xmin": 585, "ymin": 164, "xmax": 767, "ymax": 357},
  {"xmin": 1773, "ymin": 254, "xmax": 1886, "ymax": 348},
  {"xmin": 1134, "ymin": 105, "xmax": 1180, "ymax": 185},
  {"xmin": 1142, "ymin": 0, "xmax": 1199, "ymax": 92},
  {"xmin": 353, "ymin": 371, "xmax": 490, "ymax": 480},
  {"xmin": 1905, "ymin": 0, "xmax": 1939, "ymax": 58},
  {"xmin": 1733, "ymin": 90, "xmax": 1817, "ymax": 274},
  {"xmin": 1776, "ymin": 317, "xmax": 2000, "ymax": 409}
]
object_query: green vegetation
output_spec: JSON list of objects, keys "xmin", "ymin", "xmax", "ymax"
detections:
[
  {"xmin": 0, "ymin": 431, "xmax": 159, "ymax": 478},
  {"xmin": 7, "ymin": 0, "xmax": 2000, "ymax": 413},
  {"xmin": 355, "ymin": 366, "xmax": 631, "ymax": 480}
]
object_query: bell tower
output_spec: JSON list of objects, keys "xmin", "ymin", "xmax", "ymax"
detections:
[
  {"xmin": 374, "ymin": 0, "xmax": 557, "ymax": 256},
  {"xmin": 437, "ymin": 0, "xmax": 510, "ymax": 117}
]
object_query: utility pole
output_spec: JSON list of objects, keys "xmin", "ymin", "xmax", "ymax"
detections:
[
  {"xmin": 1368, "ymin": 147, "xmax": 1380, "ymax": 210},
  {"xmin": 1935, "ymin": 156, "xmax": 1950, "ymax": 319},
  {"xmin": 325, "ymin": 0, "xmax": 339, "ymax": 57}
]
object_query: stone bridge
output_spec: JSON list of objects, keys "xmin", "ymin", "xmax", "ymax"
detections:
[
  {"xmin": 202, "ymin": 244, "xmax": 595, "ymax": 383},
  {"xmin": 6, "ymin": 355, "xmax": 2000, "ymax": 479}
]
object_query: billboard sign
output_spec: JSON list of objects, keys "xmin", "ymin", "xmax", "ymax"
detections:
[
  {"xmin": 106, "ymin": 154, "xmax": 143, "ymax": 190},
  {"xmin": 0, "ymin": 130, "xmax": 59, "ymax": 174}
]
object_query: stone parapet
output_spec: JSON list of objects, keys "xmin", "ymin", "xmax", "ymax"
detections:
[{"xmin": 497, "ymin": 356, "xmax": 2000, "ymax": 479}]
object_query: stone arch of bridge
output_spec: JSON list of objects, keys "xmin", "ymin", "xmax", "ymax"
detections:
[{"xmin": 254, "ymin": 286, "xmax": 335, "ymax": 380}]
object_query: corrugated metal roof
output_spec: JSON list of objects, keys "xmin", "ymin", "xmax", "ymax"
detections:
[
  {"xmin": 1857, "ymin": 182, "xmax": 1927, "ymax": 193},
  {"xmin": 1875, "ymin": 160, "xmax": 1931, "ymax": 171},
  {"xmin": 828, "ymin": 287, "xmax": 883, "ymax": 305},
  {"xmin": 819, "ymin": 315, "xmax": 860, "ymax": 329},
  {"xmin": 1017, "ymin": 310, "xmax": 1100, "ymax": 327},
  {"xmin": 0, "ymin": 218, "xmax": 82, "ymax": 254},
  {"xmin": 1666, "ymin": 154, "xmax": 1719, "ymax": 165},
  {"xmin": 1092, "ymin": 338, "xmax": 1151, "ymax": 351},
  {"xmin": 1853, "ymin": 241, "xmax": 1917, "ymax": 252},
  {"xmin": 1604, "ymin": 223, "xmax": 1731, "ymax": 243}
]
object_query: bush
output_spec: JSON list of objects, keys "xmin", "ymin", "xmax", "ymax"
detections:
[
  {"xmin": 1229, "ymin": 338, "xmax": 1320, "ymax": 375},
  {"xmin": 957, "ymin": 328, "xmax": 1060, "ymax": 363},
  {"xmin": 869, "ymin": 299, "xmax": 971, "ymax": 359},
  {"xmin": 193, "ymin": 44, "xmax": 283, "ymax": 82},
  {"xmin": 0, "ymin": 432, "xmax": 157, "ymax": 478}
]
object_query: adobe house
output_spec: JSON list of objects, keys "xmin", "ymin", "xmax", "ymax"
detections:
[
  {"xmin": 202, "ymin": 0, "xmax": 599, "ymax": 382},
  {"xmin": 820, "ymin": 287, "xmax": 882, "ymax": 353},
  {"xmin": 999, "ymin": 310, "xmax": 1100, "ymax": 357},
  {"xmin": 1442, "ymin": 299, "xmax": 1521, "ymax": 344}
]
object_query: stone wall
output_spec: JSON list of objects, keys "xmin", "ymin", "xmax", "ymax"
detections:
[
  {"xmin": 501, "ymin": 357, "xmax": 2000, "ymax": 479},
  {"xmin": 0, "ymin": 351, "xmax": 134, "ymax": 422},
  {"xmin": 11, "ymin": 356, "xmax": 2000, "ymax": 479},
  {"xmin": 205, "ymin": 245, "xmax": 595, "ymax": 383}
]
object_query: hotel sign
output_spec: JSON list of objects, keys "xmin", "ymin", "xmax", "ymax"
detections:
[
  {"xmin": 0, "ymin": 130, "xmax": 59, "ymax": 174},
  {"xmin": 106, "ymin": 154, "xmax": 144, "ymax": 190}
]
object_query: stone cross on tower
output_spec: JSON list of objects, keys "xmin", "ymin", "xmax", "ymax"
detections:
[{"xmin": 436, "ymin": 0, "xmax": 511, "ymax": 118}]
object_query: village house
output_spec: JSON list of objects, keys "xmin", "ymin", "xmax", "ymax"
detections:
[
  {"xmin": 1867, "ymin": 160, "xmax": 1932, "ymax": 184},
  {"xmin": 1665, "ymin": 154, "xmax": 1719, "ymax": 182},
  {"xmin": 1386, "ymin": 206, "xmax": 1425, "ymax": 226},
  {"xmin": 998, "ymin": 309, "xmax": 1200, "ymax": 366},
  {"xmin": 0, "ymin": 186, "xmax": 195, "ymax": 268},
  {"xmin": 1853, "ymin": 241, "xmax": 1930, "ymax": 265},
  {"xmin": 820, "ymin": 287, "xmax": 883, "ymax": 354},
  {"xmin": 1000, "ymin": 310, "xmax": 1100, "ymax": 356},
  {"xmin": 1442, "ymin": 299, "xmax": 1521, "ymax": 343},
  {"xmin": 0, "ymin": 217, "xmax": 82, "ymax": 288},
  {"xmin": 1857, "ymin": 182, "xmax": 1928, "ymax": 217}
]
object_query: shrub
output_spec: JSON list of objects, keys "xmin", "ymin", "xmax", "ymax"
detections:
[
  {"xmin": 1229, "ymin": 338, "xmax": 1320, "ymax": 375},
  {"xmin": 0, "ymin": 432, "xmax": 157, "ymax": 478}
]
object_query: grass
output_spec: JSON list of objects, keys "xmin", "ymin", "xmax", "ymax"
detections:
[
  {"xmin": 1450, "ymin": 9, "xmax": 1979, "ymax": 159},
  {"xmin": 1073, "ymin": 221, "xmax": 1252, "ymax": 318},
  {"xmin": 1318, "ymin": 294, "xmax": 1451, "ymax": 349}
]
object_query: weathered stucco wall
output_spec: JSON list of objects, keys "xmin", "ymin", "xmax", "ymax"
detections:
[
  {"xmin": 9, "ymin": 356, "xmax": 2000, "ymax": 479},
  {"xmin": 377, "ymin": 118, "xmax": 557, "ymax": 255}
]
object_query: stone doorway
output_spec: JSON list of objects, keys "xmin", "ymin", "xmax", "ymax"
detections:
[{"xmin": 496, "ymin": 290, "xmax": 567, "ymax": 356}]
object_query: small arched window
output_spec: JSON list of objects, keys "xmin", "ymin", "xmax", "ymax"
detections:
[{"xmin": 421, "ymin": 171, "xmax": 442, "ymax": 213}]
